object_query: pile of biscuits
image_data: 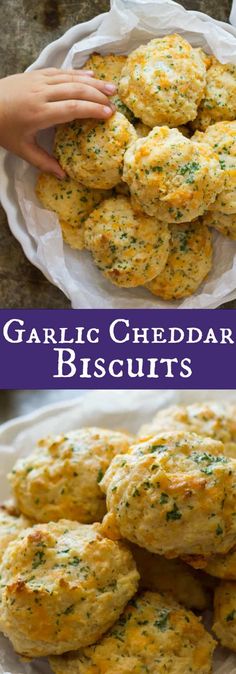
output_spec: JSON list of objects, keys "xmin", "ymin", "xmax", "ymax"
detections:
[
  {"xmin": 35, "ymin": 34, "xmax": 236, "ymax": 301},
  {"xmin": 1, "ymin": 401, "xmax": 236, "ymax": 671}
]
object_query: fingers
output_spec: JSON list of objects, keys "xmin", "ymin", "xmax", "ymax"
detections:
[
  {"xmin": 39, "ymin": 100, "xmax": 115, "ymax": 127},
  {"xmin": 21, "ymin": 140, "xmax": 65, "ymax": 179},
  {"xmin": 47, "ymin": 73, "xmax": 117, "ymax": 96},
  {"xmin": 42, "ymin": 67, "xmax": 94, "ymax": 79},
  {"xmin": 47, "ymin": 82, "xmax": 115, "ymax": 107}
]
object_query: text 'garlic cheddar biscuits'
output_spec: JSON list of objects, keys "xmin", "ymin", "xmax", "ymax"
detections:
[
  {"xmin": 203, "ymin": 211, "xmax": 236, "ymax": 240},
  {"xmin": 194, "ymin": 121, "xmax": 236, "ymax": 215},
  {"xmin": 194, "ymin": 57, "xmax": 236, "ymax": 131},
  {"xmin": 123, "ymin": 127, "xmax": 223, "ymax": 222},
  {"xmin": 84, "ymin": 196, "xmax": 170, "ymax": 287},
  {"xmin": 82, "ymin": 53, "xmax": 135, "ymax": 122},
  {"xmin": 119, "ymin": 34, "xmax": 206, "ymax": 128},
  {"xmin": 0, "ymin": 504, "xmax": 30, "ymax": 564},
  {"xmin": 101, "ymin": 431, "xmax": 236, "ymax": 558},
  {"xmin": 145, "ymin": 221, "xmax": 212, "ymax": 300},
  {"xmin": 213, "ymin": 581, "xmax": 236, "ymax": 651},
  {"xmin": 54, "ymin": 111, "xmax": 137, "ymax": 189},
  {"xmin": 36, "ymin": 173, "xmax": 107, "ymax": 250},
  {"xmin": 50, "ymin": 591, "xmax": 215, "ymax": 674},
  {"xmin": 8, "ymin": 427, "xmax": 133, "ymax": 523},
  {"xmin": 0, "ymin": 520, "xmax": 139, "ymax": 658},
  {"xmin": 130, "ymin": 544, "xmax": 211, "ymax": 610},
  {"xmin": 138, "ymin": 401, "xmax": 236, "ymax": 458}
]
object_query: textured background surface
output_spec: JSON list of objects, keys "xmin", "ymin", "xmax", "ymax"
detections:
[{"xmin": 0, "ymin": 0, "xmax": 235, "ymax": 309}]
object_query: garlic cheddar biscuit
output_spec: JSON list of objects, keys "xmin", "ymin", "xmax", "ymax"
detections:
[
  {"xmin": 101, "ymin": 431, "xmax": 236, "ymax": 558},
  {"xmin": 119, "ymin": 34, "xmax": 206, "ymax": 127},
  {"xmin": 8, "ymin": 427, "xmax": 133, "ymax": 523},
  {"xmin": 130, "ymin": 544, "xmax": 211, "ymax": 610},
  {"xmin": 194, "ymin": 57, "xmax": 236, "ymax": 131},
  {"xmin": 0, "ymin": 520, "xmax": 139, "ymax": 658},
  {"xmin": 84, "ymin": 196, "xmax": 170, "ymax": 287},
  {"xmin": 213, "ymin": 581, "xmax": 236, "ymax": 651},
  {"xmin": 50, "ymin": 591, "xmax": 215, "ymax": 674},
  {"xmin": 194, "ymin": 121, "xmax": 236, "ymax": 215},
  {"xmin": 138, "ymin": 401, "xmax": 236, "ymax": 458},
  {"xmin": 146, "ymin": 221, "xmax": 212, "ymax": 300},
  {"xmin": 204, "ymin": 546, "xmax": 236, "ymax": 580},
  {"xmin": 54, "ymin": 111, "xmax": 137, "ymax": 189},
  {"xmin": 123, "ymin": 127, "xmax": 223, "ymax": 222},
  {"xmin": 36, "ymin": 173, "xmax": 106, "ymax": 250},
  {"xmin": 82, "ymin": 52, "xmax": 135, "ymax": 122},
  {"xmin": 203, "ymin": 210, "xmax": 236, "ymax": 239},
  {"xmin": 0, "ymin": 504, "xmax": 30, "ymax": 564}
]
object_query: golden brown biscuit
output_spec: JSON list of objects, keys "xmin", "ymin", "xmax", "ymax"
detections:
[
  {"xmin": 145, "ymin": 221, "xmax": 212, "ymax": 300},
  {"xmin": 0, "ymin": 520, "xmax": 139, "ymax": 657},
  {"xmin": 36, "ymin": 173, "xmax": 107, "ymax": 249},
  {"xmin": 194, "ymin": 57, "xmax": 236, "ymax": 131},
  {"xmin": 84, "ymin": 196, "xmax": 170, "ymax": 287},
  {"xmin": 194, "ymin": 121, "xmax": 236, "ymax": 215},
  {"xmin": 134, "ymin": 121, "xmax": 151, "ymax": 138},
  {"xmin": 119, "ymin": 34, "xmax": 206, "ymax": 127},
  {"xmin": 50, "ymin": 591, "xmax": 215, "ymax": 674},
  {"xmin": 203, "ymin": 210, "xmax": 236, "ymax": 239},
  {"xmin": 8, "ymin": 427, "xmax": 133, "ymax": 523},
  {"xmin": 82, "ymin": 53, "xmax": 135, "ymax": 122},
  {"xmin": 138, "ymin": 401, "xmax": 236, "ymax": 458},
  {"xmin": 54, "ymin": 111, "xmax": 137, "ymax": 189},
  {"xmin": 123, "ymin": 127, "xmax": 223, "ymax": 222},
  {"xmin": 130, "ymin": 544, "xmax": 211, "ymax": 610},
  {"xmin": 213, "ymin": 581, "xmax": 236, "ymax": 651},
  {"xmin": 0, "ymin": 504, "xmax": 30, "ymax": 563},
  {"xmin": 101, "ymin": 431, "xmax": 236, "ymax": 558},
  {"xmin": 204, "ymin": 546, "xmax": 236, "ymax": 580}
]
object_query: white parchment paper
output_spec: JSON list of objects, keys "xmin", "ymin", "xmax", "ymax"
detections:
[
  {"xmin": 2, "ymin": 0, "xmax": 236, "ymax": 308},
  {"xmin": 1, "ymin": 389, "xmax": 236, "ymax": 673}
]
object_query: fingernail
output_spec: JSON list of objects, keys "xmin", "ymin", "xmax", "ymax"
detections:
[
  {"xmin": 103, "ymin": 106, "xmax": 113, "ymax": 116},
  {"xmin": 55, "ymin": 171, "xmax": 65, "ymax": 180},
  {"xmin": 104, "ymin": 83, "xmax": 117, "ymax": 94}
]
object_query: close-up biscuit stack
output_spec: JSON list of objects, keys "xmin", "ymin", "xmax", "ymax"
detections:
[
  {"xmin": 35, "ymin": 34, "xmax": 236, "ymax": 302},
  {"xmin": 1, "ymin": 402, "xmax": 236, "ymax": 671}
]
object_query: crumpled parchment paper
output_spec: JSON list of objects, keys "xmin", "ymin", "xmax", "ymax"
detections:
[
  {"xmin": 1, "ymin": 389, "xmax": 236, "ymax": 673},
  {"xmin": 8, "ymin": 0, "xmax": 236, "ymax": 308}
]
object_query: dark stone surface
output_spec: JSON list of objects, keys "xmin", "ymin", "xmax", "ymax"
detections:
[{"xmin": 0, "ymin": 0, "xmax": 235, "ymax": 308}]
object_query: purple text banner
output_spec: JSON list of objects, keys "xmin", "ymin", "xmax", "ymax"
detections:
[{"xmin": 0, "ymin": 309, "xmax": 235, "ymax": 389}]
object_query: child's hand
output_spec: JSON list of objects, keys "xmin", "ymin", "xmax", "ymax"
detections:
[{"xmin": 0, "ymin": 68, "xmax": 117, "ymax": 177}]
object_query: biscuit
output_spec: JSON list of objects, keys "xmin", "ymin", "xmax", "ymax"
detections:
[
  {"xmin": 194, "ymin": 57, "xmax": 236, "ymax": 131},
  {"xmin": 84, "ymin": 196, "xmax": 170, "ymax": 287},
  {"xmin": 203, "ymin": 210, "xmax": 236, "ymax": 239},
  {"xmin": 213, "ymin": 581, "xmax": 236, "ymax": 651},
  {"xmin": 0, "ymin": 504, "xmax": 30, "ymax": 563},
  {"xmin": 145, "ymin": 221, "xmax": 212, "ymax": 300},
  {"xmin": 119, "ymin": 34, "xmax": 206, "ymax": 127},
  {"xmin": 101, "ymin": 431, "xmax": 236, "ymax": 558},
  {"xmin": 50, "ymin": 591, "xmax": 215, "ymax": 674},
  {"xmin": 82, "ymin": 53, "xmax": 135, "ymax": 122},
  {"xmin": 204, "ymin": 546, "xmax": 236, "ymax": 580},
  {"xmin": 8, "ymin": 427, "xmax": 133, "ymax": 523},
  {"xmin": 130, "ymin": 544, "xmax": 211, "ymax": 610},
  {"xmin": 54, "ymin": 111, "xmax": 137, "ymax": 189},
  {"xmin": 36, "ymin": 173, "xmax": 106, "ymax": 249},
  {"xmin": 194, "ymin": 121, "xmax": 236, "ymax": 215},
  {"xmin": 0, "ymin": 520, "xmax": 139, "ymax": 657},
  {"xmin": 138, "ymin": 401, "xmax": 236, "ymax": 458},
  {"xmin": 123, "ymin": 127, "xmax": 223, "ymax": 221}
]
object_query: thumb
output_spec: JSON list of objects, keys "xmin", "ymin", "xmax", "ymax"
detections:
[{"xmin": 21, "ymin": 139, "xmax": 65, "ymax": 179}]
